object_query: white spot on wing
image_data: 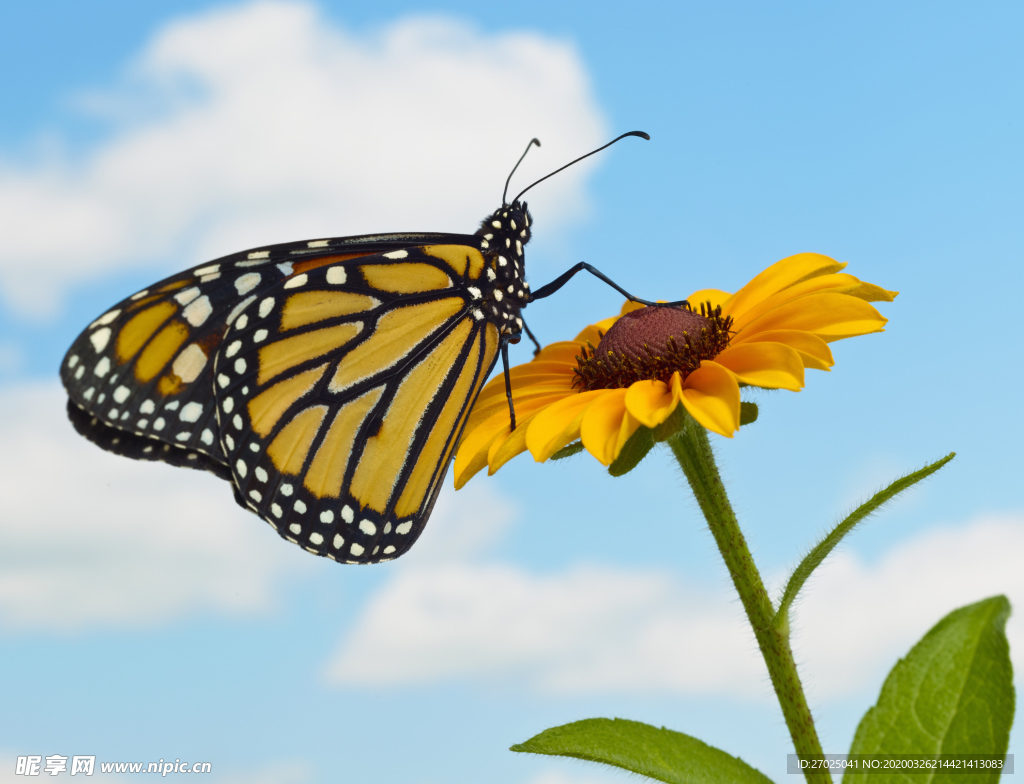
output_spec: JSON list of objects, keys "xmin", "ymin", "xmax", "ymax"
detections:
[
  {"xmin": 253, "ymin": 329, "xmax": 268, "ymax": 343},
  {"xmin": 247, "ymin": 250, "xmax": 270, "ymax": 260},
  {"xmin": 341, "ymin": 505, "xmax": 354, "ymax": 524},
  {"xmin": 113, "ymin": 386, "xmax": 131, "ymax": 404},
  {"xmin": 320, "ymin": 510, "xmax": 334, "ymax": 524},
  {"xmin": 283, "ymin": 273, "xmax": 308, "ymax": 289},
  {"xmin": 195, "ymin": 264, "xmax": 220, "ymax": 276},
  {"xmin": 383, "ymin": 250, "xmax": 408, "ymax": 259},
  {"xmin": 308, "ymin": 240, "xmax": 329, "ymax": 248},
  {"xmin": 326, "ymin": 267, "xmax": 346, "ymax": 285},
  {"xmin": 175, "ymin": 287, "xmax": 200, "ymax": 306},
  {"xmin": 180, "ymin": 402, "xmax": 203, "ymax": 422},
  {"xmin": 309, "ymin": 532, "xmax": 324, "ymax": 545},
  {"xmin": 358, "ymin": 519, "xmax": 377, "ymax": 536},
  {"xmin": 235, "ymin": 273, "xmax": 262, "ymax": 295},
  {"xmin": 140, "ymin": 399, "xmax": 155, "ymax": 414},
  {"xmin": 350, "ymin": 543, "xmax": 365, "ymax": 556},
  {"xmin": 333, "ymin": 534, "xmax": 344, "ymax": 549},
  {"xmin": 225, "ymin": 341, "xmax": 242, "ymax": 358},
  {"xmin": 235, "ymin": 459, "xmax": 247, "ymax": 477},
  {"xmin": 396, "ymin": 521, "xmax": 413, "ymax": 535},
  {"xmin": 201, "ymin": 428, "xmax": 214, "ymax": 445},
  {"xmin": 183, "ymin": 295, "xmax": 213, "ymax": 327},
  {"xmin": 89, "ymin": 328, "xmax": 111, "ymax": 353},
  {"xmin": 294, "ymin": 500, "xmax": 307, "ymax": 513},
  {"xmin": 90, "ymin": 310, "xmax": 121, "ymax": 328},
  {"xmin": 94, "ymin": 357, "xmax": 111, "ymax": 377},
  {"xmin": 255, "ymin": 467, "xmax": 268, "ymax": 482},
  {"xmin": 172, "ymin": 344, "xmax": 207, "ymax": 383},
  {"xmin": 259, "ymin": 298, "xmax": 275, "ymax": 318}
]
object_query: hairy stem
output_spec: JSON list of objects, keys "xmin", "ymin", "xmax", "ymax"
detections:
[{"xmin": 667, "ymin": 423, "xmax": 831, "ymax": 784}]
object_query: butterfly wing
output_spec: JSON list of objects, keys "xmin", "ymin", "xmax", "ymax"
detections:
[
  {"xmin": 60, "ymin": 232, "xmax": 474, "ymax": 476},
  {"xmin": 215, "ymin": 244, "xmax": 500, "ymax": 563}
]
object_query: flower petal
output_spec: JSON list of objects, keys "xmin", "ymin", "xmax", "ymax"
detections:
[
  {"xmin": 729, "ymin": 272, "xmax": 866, "ymax": 331},
  {"xmin": 680, "ymin": 361, "xmax": 741, "ymax": 437},
  {"xmin": 456, "ymin": 394, "xmax": 569, "ymax": 486},
  {"xmin": 488, "ymin": 414, "xmax": 537, "ymax": 474},
  {"xmin": 728, "ymin": 329, "xmax": 834, "ymax": 370},
  {"xmin": 467, "ymin": 389, "xmax": 573, "ymax": 431},
  {"xmin": 579, "ymin": 389, "xmax": 634, "ymax": 465},
  {"xmin": 714, "ymin": 342, "xmax": 805, "ymax": 391},
  {"xmin": 624, "ymin": 379, "xmax": 681, "ymax": 428},
  {"xmin": 739, "ymin": 292, "xmax": 888, "ymax": 342},
  {"xmin": 454, "ymin": 410, "xmax": 513, "ymax": 489},
  {"xmin": 526, "ymin": 390, "xmax": 606, "ymax": 461},
  {"xmin": 725, "ymin": 253, "xmax": 846, "ymax": 321},
  {"xmin": 535, "ymin": 341, "xmax": 588, "ymax": 364},
  {"xmin": 685, "ymin": 288, "xmax": 732, "ymax": 309}
]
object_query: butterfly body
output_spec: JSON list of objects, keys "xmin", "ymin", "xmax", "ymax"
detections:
[{"xmin": 62, "ymin": 201, "xmax": 533, "ymax": 563}]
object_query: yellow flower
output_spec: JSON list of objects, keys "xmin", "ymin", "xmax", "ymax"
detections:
[{"xmin": 454, "ymin": 252, "xmax": 896, "ymax": 488}]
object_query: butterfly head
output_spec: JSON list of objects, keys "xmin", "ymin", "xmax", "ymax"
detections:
[{"xmin": 472, "ymin": 200, "xmax": 533, "ymax": 339}]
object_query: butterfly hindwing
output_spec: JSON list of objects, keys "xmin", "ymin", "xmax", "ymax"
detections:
[{"xmin": 214, "ymin": 245, "xmax": 500, "ymax": 563}]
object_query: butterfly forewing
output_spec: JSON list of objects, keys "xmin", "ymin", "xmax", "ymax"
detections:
[
  {"xmin": 60, "ymin": 233, "xmax": 475, "ymax": 477},
  {"xmin": 214, "ymin": 246, "xmax": 501, "ymax": 562}
]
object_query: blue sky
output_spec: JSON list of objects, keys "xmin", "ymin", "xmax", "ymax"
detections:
[{"xmin": 1, "ymin": 1, "xmax": 1022, "ymax": 782}]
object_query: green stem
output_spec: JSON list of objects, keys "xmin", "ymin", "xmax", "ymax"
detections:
[{"xmin": 667, "ymin": 422, "xmax": 831, "ymax": 784}]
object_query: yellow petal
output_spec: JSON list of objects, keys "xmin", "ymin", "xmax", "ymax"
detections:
[
  {"xmin": 624, "ymin": 378, "xmax": 681, "ymax": 428},
  {"xmin": 571, "ymin": 324, "xmax": 606, "ymax": 345},
  {"xmin": 488, "ymin": 414, "xmax": 537, "ymax": 474},
  {"xmin": 739, "ymin": 292, "xmax": 888, "ymax": 342},
  {"xmin": 729, "ymin": 272, "xmax": 865, "ymax": 331},
  {"xmin": 714, "ymin": 342, "xmax": 805, "ymax": 391},
  {"xmin": 580, "ymin": 389, "xmax": 630, "ymax": 465},
  {"xmin": 619, "ymin": 300, "xmax": 646, "ymax": 316},
  {"xmin": 526, "ymin": 390, "xmax": 605, "ymax": 461},
  {"xmin": 680, "ymin": 362, "xmax": 741, "ymax": 437},
  {"xmin": 726, "ymin": 253, "xmax": 846, "ymax": 322},
  {"xmin": 729, "ymin": 329, "xmax": 834, "ymax": 370},
  {"xmin": 467, "ymin": 389, "xmax": 572, "ymax": 431},
  {"xmin": 846, "ymin": 281, "xmax": 898, "ymax": 303},
  {"xmin": 535, "ymin": 341, "xmax": 589, "ymax": 364},
  {"xmin": 454, "ymin": 410, "xmax": 513, "ymax": 488},
  {"xmin": 685, "ymin": 288, "xmax": 732, "ymax": 309}
]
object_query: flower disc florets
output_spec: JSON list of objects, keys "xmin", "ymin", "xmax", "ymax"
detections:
[{"xmin": 573, "ymin": 303, "xmax": 733, "ymax": 391}]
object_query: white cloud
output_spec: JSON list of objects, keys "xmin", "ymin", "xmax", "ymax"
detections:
[
  {"xmin": 326, "ymin": 503, "xmax": 1024, "ymax": 701},
  {"xmin": 790, "ymin": 515, "xmax": 1024, "ymax": 700},
  {"xmin": 0, "ymin": 382, "xmax": 311, "ymax": 631},
  {"xmin": 0, "ymin": 0, "xmax": 607, "ymax": 318},
  {"xmin": 327, "ymin": 485, "xmax": 766, "ymax": 695}
]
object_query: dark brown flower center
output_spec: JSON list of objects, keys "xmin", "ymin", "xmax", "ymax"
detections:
[{"xmin": 573, "ymin": 303, "xmax": 733, "ymax": 391}]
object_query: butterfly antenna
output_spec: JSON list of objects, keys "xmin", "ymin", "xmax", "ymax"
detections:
[
  {"xmin": 512, "ymin": 131, "xmax": 650, "ymax": 204},
  {"xmin": 503, "ymin": 138, "xmax": 541, "ymax": 205}
]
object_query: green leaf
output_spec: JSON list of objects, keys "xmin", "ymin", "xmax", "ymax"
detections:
[
  {"xmin": 772, "ymin": 453, "xmax": 955, "ymax": 631},
  {"xmin": 511, "ymin": 718, "xmax": 774, "ymax": 784},
  {"xmin": 739, "ymin": 402, "xmax": 759, "ymax": 426},
  {"xmin": 551, "ymin": 440, "xmax": 584, "ymax": 460},
  {"xmin": 845, "ymin": 596, "xmax": 1014, "ymax": 784},
  {"xmin": 608, "ymin": 426, "xmax": 655, "ymax": 477}
]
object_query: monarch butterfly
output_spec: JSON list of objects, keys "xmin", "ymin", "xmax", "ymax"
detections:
[{"xmin": 61, "ymin": 132, "xmax": 653, "ymax": 564}]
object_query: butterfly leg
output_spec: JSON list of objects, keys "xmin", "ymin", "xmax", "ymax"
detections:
[
  {"xmin": 501, "ymin": 338, "xmax": 517, "ymax": 431},
  {"xmin": 529, "ymin": 262, "xmax": 688, "ymax": 308}
]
